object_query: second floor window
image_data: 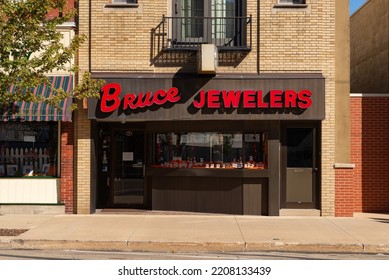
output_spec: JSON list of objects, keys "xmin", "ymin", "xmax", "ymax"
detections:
[{"xmin": 172, "ymin": 0, "xmax": 247, "ymax": 47}]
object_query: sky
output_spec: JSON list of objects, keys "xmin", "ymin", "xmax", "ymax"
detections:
[{"xmin": 350, "ymin": 0, "xmax": 367, "ymax": 15}]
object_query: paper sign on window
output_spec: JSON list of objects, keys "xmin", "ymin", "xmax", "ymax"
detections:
[{"xmin": 122, "ymin": 152, "xmax": 134, "ymax": 161}]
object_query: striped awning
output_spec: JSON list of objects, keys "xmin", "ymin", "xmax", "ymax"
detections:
[{"xmin": 1, "ymin": 76, "xmax": 73, "ymax": 122}]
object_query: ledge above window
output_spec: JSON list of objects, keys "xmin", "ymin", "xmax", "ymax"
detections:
[
  {"xmin": 105, "ymin": 3, "xmax": 139, "ymax": 8},
  {"xmin": 105, "ymin": 0, "xmax": 138, "ymax": 8},
  {"xmin": 273, "ymin": 4, "xmax": 308, "ymax": 8},
  {"xmin": 272, "ymin": 3, "xmax": 310, "ymax": 14}
]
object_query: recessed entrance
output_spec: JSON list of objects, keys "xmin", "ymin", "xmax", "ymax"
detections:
[
  {"xmin": 281, "ymin": 123, "xmax": 321, "ymax": 210},
  {"xmin": 97, "ymin": 124, "xmax": 146, "ymax": 209}
]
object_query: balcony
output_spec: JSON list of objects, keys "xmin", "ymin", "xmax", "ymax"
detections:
[
  {"xmin": 151, "ymin": 15, "xmax": 252, "ymax": 66},
  {"xmin": 154, "ymin": 15, "xmax": 252, "ymax": 51}
]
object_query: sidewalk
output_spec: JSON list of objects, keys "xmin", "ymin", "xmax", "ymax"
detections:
[{"xmin": 0, "ymin": 212, "xmax": 389, "ymax": 254}]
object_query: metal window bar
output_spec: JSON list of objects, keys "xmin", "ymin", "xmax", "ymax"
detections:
[{"xmin": 159, "ymin": 15, "xmax": 252, "ymax": 51}]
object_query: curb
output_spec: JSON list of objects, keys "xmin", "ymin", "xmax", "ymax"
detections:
[{"xmin": 6, "ymin": 239, "xmax": 389, "ymax": 254}]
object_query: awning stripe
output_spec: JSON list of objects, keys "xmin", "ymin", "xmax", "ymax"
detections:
[
  {"xmin": 45, "ymin": 78, "xmax": 54, "ymax": 122},
  {"xmin": 36, "ymin": 83, "xmax": 43, "ymax": 121},
  {"xmin": 62, "ymin": 76, "xmax": 70, "ymax": 122},
  {"xmin": 1, "ymin": 76, "xmax": 73, "ymax": 122},
  {"xmin": 40, "ymin": 83, "xmax": 48, "ymax": 122},
  {"xmin": 19, "ymin": 85, "xmax": 29, "ymax": 120}
]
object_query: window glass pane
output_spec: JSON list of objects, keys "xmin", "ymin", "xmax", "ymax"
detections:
[
  {"xmin": 0, "ymin": 122, "xmax": 58, "ymax": 177},
  {"xmin": 181, "ymin": 0, "xmax": 204, "ymax": 39},
  {"xmin": 286, "ymin": 128, "xmax": 313, "ymax": 168},
  {"xmin": 112, "ymin": 0, "xmax": 137, "ymax": 3},
  {"xmin": 153, "ymin": 131, "xmax": 266, "ymax": 169},
  {"xmin": 211, "ymin": 0, "xmax": 238, "ymax": 41},
  {"xmin": 174, "ymin": 0, "xmax": 245, "ymax": 46},
  {"xmin": 244, "ymin": 133, "xmax": 266, "ymax": 169}
]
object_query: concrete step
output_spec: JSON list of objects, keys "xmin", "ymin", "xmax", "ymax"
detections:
[{"xmin": 0, "ymin": 204, "xmax": 65, "ymax": 215}]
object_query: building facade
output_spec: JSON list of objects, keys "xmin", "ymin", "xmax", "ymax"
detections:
[
  {"xmin": 0, "ymin": 1, "xmax": 75, "ymax": 214},
  {"xmin": 74, "ymin": 0, "xmax": 351, "ymax": 216},
  {"xmin": 346, "ymin": 0, "xmax": 389, "ymax": 216}
]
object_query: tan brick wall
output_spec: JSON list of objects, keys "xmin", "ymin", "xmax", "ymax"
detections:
[
  {"xmin": 77, "ymin": 0, "xmax": 338, "ymax": 215},
  {"xmin": 260, "ymin": 1, "xmax": 336, "ymax": 216},
  {"xmin": 78, "ymin": 1, "xmax": 336, "ymax": 75},
  {"xmin": 351, "ymin": 0, "xmax": 389, "ymax": 93},
  {"xmin": 78, "ymin": 0, "xmax": 258, "ymax": 74},
  {"xmin": 74, "ymin": 100, "xmax": 92, "ymax": 214}
]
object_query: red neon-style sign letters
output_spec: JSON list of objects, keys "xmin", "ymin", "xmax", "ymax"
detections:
[
  {"xmin": 99, "ymin": 83, "xmax": 313, "ymax": 113},
  {"xmin": 100, "ymin": 83, "xmax": 181, "ymax": 113}
]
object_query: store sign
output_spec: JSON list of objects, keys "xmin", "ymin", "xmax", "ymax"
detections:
[
  {"xmin": 100, "ymin": 83, "xmax": 180, "ymax": 113},
  {"xmin": 193, "ymin": 89, "xmax": 312, "ymax": 109},
  {"xmin": 99, "ymin": 83, "xmax": 313, "ymax": 113}
]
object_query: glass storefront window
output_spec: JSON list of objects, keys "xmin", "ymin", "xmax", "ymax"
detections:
[
  {"xmin": 153, "ymin": 132, "xmax": 267, "ymax": 169},
  {"xmin": 0, "ymin": 122, "xmax": 58, "ymax": 177}
]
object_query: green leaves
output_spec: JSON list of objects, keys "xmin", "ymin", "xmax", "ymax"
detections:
[{"xmin": 0, "ymin": 0, "xmax": 103, "ymax": 112}]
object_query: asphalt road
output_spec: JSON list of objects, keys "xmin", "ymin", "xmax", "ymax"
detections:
[{"xmin": 0, "ymin": 248, "xmax": 389, "ymax": 260}]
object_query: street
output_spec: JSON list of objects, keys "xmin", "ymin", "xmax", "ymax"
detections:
[{"xmin": 0, "ymin": 248, "xmax": 388, "ymax": 260}]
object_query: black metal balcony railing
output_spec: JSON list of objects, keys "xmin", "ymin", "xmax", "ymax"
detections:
[{"xmin": 153, "ymin": 15, "xmax": 252, "ymax": 52}]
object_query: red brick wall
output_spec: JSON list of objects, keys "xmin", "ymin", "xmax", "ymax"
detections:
[
  {"xmin": 335, "ymin": 168, "xmax": 355, "ymax": 217},
  {"xmin": 350, "ymin": 97, "xmax": 363, "ymax": 213},
  {"xmin": 61, "ymin": 122, "xmax": 74, "ymax": 213},
  {"xmin": 47, "ymin": 0, "xmax": 75, "ymax": 19},
  {"xmin": 337, "ymin": 96, "xmax": 389, "ymax": 216}
]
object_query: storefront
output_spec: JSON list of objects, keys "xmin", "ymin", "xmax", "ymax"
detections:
[
  {"xmin": 88, "ymin": 73, "xmax": 325, "ymax": 215},
  {"xmin": 0, "ymin": 76, "xmax": 74, "ymax": 214}
]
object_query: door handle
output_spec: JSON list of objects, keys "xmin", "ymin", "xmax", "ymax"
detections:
[
  {"xmin": 175, "ymin": 3, "xmax": 178, "ymax": 14},
  {"xmin": 313, "ymin": 168, "xmax": 318, "ymax": 172}
]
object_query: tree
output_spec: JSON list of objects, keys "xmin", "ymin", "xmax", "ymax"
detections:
[{"xmin": 0, "ymin": 0, "xmax": 103, "ymax": 116}]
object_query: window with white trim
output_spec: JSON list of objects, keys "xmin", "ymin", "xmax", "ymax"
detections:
[{"xmin": 0, "ymin": 122, "xmax": 59, "ymax": 177}]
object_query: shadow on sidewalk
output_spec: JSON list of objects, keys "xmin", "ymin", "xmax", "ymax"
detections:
[{"xmin": 371, "ymin": 218, "xmax": 389, "ymax": 224}]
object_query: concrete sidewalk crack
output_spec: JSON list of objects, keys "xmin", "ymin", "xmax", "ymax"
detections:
[
  {"xmin": 126, "ymin": 215, "xmax": 147, "ymax": 246},
  {"xmin": 325, "ymin": 218, "xmax": 365, "ymax": 249},
  {"xmin": 234, "ymin": 216, "xmax": 247, "ymax": 249}
]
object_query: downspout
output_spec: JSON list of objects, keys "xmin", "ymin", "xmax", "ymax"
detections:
[
  {"xmin": 89, "ymin": 0, "xmax": 92, "ymax": 73},
  {"xmin": 256, "ymin": 0, "xmax": 260, "ymax": 75}
]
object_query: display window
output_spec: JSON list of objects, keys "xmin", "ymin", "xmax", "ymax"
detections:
[
  {"xmin": 153, "ymin": 132, "xmax": 267, "ymax": 169},
  {"xmin": 0, "ymin": 122, "xmax": 59, "ymax": 177}
]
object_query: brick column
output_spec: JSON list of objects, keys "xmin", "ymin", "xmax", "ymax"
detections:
[
  {"xmin": 60, "ymin": 122, "xmax": 74, "ymax": 213},
  {"xmin": 335, "ymin": 167, "xmax": 355, "ymax": 217},
  {"xmin": 350, "ymin": 97, "xmax": 363, "ymax": 214},
  {"xmin": 350, "ymin": 96, "xmax": 389, "ymax": 213},
  {"xmin": 74, "ymin": 104, "xmax": 92, "ymax": 214}
]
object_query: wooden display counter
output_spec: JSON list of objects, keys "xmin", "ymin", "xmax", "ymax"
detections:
[{"xmin": 146, "ymin": 168, "xmax": 269, "ymax": 215}]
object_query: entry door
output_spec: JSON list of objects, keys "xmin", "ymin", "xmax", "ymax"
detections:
[
  {"xmin": 112, "ymin": 130, "xmax": 145, "ymax": 207},
  {"xmin": 282, "ymin": 127, "xmax": 319, "ymax": 209}
]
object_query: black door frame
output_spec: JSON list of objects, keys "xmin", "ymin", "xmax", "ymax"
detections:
[
  {"xmin": 96, "ymin": 122, "xmax": 147, "ymax": 209},
  {"xmin": 280, "ymin": 121, "xmax": 321, "ymax": 210}
]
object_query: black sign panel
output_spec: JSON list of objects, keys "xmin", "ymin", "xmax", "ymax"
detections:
[{"xmin": 88, "ymin": 73, "xmax": 325, "ymax": 121}]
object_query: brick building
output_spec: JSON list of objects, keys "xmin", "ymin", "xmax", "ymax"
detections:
[
  {"xmin": 71, "ymin": 0, "xmax": 351, "ymax": 216},
  {"xmin": 345, "ymin": 0, "xmax": 389, "ymax": 216},
  {"xmin": 0, "ymin": 1, "xmax": 75, "ymax": 214}
]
